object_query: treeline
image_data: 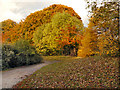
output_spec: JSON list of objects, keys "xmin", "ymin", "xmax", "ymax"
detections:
[{"xmin": 1, "ymin": 3, "xmax": 119, "ymax": 59}]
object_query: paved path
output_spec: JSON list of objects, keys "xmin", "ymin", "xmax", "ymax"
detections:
[{"xmin": 1, "ymin": 61, "xmax": 58, "ymax": 89}]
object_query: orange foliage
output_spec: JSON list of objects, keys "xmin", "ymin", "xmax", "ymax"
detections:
[
  {"xmin": 56, "ymin": 26, "xmax": 82, "ymax": 48},
  {"xmin": 19, "ymin": 4, "xmax": 81, "ymax": 43},
  {"xmin": 2, "ymin": 20, "xmax": 23, "ymax": 43},
  {"xmin": 1, "ymin": 19, "xmax": 17, "ymax": 43},
  {"xmin": 77, "ymin": 27, "xmax": 98, "ymax": 57}
]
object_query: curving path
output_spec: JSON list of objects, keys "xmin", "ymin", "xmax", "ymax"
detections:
[{"xmin": 1, "ymin": 61, "xmax": 58, "ymax": 89}]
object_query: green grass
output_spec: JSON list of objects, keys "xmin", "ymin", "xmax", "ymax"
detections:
[
  {"xmin": 13, "ymin": 56, "xmax": 119, "ymax": 89},
  {"xmin": 42, "ymin": 56, "xmax": 82, "ymax": 62}
]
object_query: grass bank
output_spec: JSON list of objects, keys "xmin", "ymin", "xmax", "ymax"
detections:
[
  {"xmin": 42, "ymin": 56, "xmax": 82, "ymax": 62},
  {"xmin": 13, "ymin": 56, "xmax": 119, "ymax": 89}
]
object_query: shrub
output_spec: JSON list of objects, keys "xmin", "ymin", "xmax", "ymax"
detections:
[
  {"xmin": 2, "ymin": 39, "xmax": 43, "ymax": 70},
  {"xmin": 13, "ymin": 39, "xmax": 34, "ymax": 54},
  {"xmin": 2, "ymin": 44, "xmax": 15, "ymax": 69},
  {"xmin": 13, "ymin": 39, "xmax": 43, "ymax": 65}
]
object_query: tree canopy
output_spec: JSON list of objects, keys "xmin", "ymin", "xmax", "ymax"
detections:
[
  {"xmin": 2, "ymin": 2, "xmax": 119, "ymax": 57},
  {"xmin": 18, "ymin": 4, "xmax": 82, "ymax": 43},
  {"xmin": 1, "ymin": 19, "xmax": 17, "ymax": 43},
  {"xmin": 33, "ymin": 12, "xmax": 83, "ymax": 55},
  {"xmin": 85, "ymin": 1, "xmax": 119, "ymax": 56}
]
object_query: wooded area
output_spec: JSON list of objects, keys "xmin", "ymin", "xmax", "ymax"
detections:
[{"xmin": 1, "ymin": 2, "xmax": 119, "ymax": 70}]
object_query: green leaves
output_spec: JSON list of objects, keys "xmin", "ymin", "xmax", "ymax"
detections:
[
  {"xmin": 51, "ymin": 12, "xmax": 83, "ymax": 30},
  {"xmin": 17, "ymin": 4, "xmax": 82, "ymax": 44},
  {"xmin": 33, "ymin": 12, "xmax": 83, "ymax": 55}
]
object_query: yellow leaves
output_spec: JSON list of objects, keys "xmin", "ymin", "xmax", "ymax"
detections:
[
  {"xmin": 77, "ymin": 28, "xmax": 97, "ymax": 57},
  {"xmin": 106, "ymin": 51, "xmax": 109, "ymax": 55},
  {"xmin": 85, "ymin": 2, "xmax": 119, "ymax": 57},
  {"xmin": 77, "ymin": 46, "xmax": 94, "ymax": 57},
  {"xmin": 98, "ymin": 32, "xmax": 119, "ymax": 56},
  {"xmin": 16, "ymin": 4, "xmax": 82, "ymax": 44}
]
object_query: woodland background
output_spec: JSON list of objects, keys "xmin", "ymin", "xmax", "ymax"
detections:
[{"xmin": 0, "ymin": 1, "xmax": 119, "ymax": 70}]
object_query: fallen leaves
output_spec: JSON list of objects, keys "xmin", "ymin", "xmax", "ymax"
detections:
[{"xmin": 13, "ymin": 56, "xmax": 119, "ymax": 88}]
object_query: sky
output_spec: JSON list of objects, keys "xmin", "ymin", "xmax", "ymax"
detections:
[{"xmin": 0, "ymin": 0, "xmax": 90, "ymax": 27}]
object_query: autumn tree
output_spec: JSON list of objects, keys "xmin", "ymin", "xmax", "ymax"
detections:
[
  {"xmin": 77, "ymin": 21, "xmax": 98, "ymax": 57},
  {"xmin": 9, "ymin": 20, "xmax": 24, "ymax": 43},
  {"xmin": 1, "ymin": 19, "xmax": 17, "ymax": 43},
  {"xmin": 18, "ymin": 4, "xmax": 82, "ymax": 44},
  {"xmin": 33, "ymin": 12, "xmax": 83, "ymax": 55},
  {"xmin": 56, "ymin": 26, "xmax": 83, "ymax": 56},
  {"xmin": 33, "ymin": 23, "xmax": 58, "ymax": 55},
  {"xmin": 85, "ymin": 1, "xmax": 119, "ymax": 56},
  {"xmin": 1, "ymin": 19, "xmax": 17, "ymax": 33},
  {"xmin": 52, "ymin": 12, "xmax": 83, "ymax": 56}
]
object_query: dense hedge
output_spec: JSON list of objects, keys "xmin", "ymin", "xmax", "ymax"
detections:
[{"xmin": 2, "ymin": 39, "xmax": 43, "ymax": 70}]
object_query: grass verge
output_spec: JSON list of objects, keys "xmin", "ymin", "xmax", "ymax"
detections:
[
  {"xmin": 42, "ymin": 56, "xmax": 82, "ymax": 62},
  {"xmin": 13, "ymin": 56, "xmax": 119, "ymax": 89}
]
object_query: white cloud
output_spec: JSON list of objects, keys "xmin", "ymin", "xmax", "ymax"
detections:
[
  {"xmin": 54, "ymin": 0, "xmax": 89, "ymax": 26},
  {"xmin": 0, "ymin": 0, "xmax": 89, "ymax": 26},
  {"xmin": 0, "ymin": 0, "xmax": 24, "ymax": 22}
]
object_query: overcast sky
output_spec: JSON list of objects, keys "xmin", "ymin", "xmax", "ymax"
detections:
[{"xmin": 0, "ymin": 0, "xmax": 90, "ymax": 26}]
